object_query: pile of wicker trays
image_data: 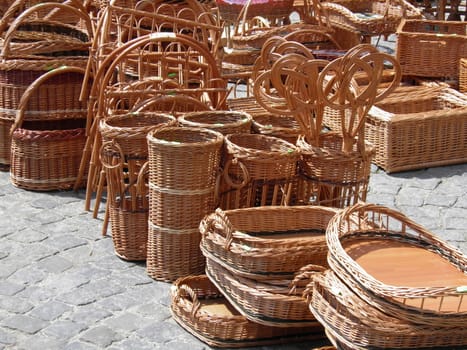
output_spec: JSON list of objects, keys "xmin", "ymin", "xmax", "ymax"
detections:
[{"xmin": 308, "ymin": 202, "xmax": 467, "ymax": 349}]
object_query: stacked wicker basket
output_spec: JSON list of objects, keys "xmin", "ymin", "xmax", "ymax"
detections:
[{"xmin": 308, "ymin": 202, "xmax": 467, "ymax": 349}]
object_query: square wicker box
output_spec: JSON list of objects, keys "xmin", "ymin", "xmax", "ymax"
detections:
[
  {"xmin": 365, "ymin": 86, "xmax": 467, "ymax": 173},
  {"xmin": 396, "ymin": 19, "xmax": 467, "ymax": 78}
]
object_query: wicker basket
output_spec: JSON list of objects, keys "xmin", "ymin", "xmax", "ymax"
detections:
[
  {"xmin": 178, "ymin": 110, "xmax": 253, "ymax": 135},
  {"xmin": 326, "ymin": 202, "xmax": 467, "ymax": 327},
  {"xmin": 251, "ymin": 113, "xmax": 302, "ymax": 144},
  {"xmin": 206, "ymin": 257, "xmax": 325, "ymax": 328},
  {"xmin": 216, "ymin": 0, "xmax": 294, "ymax": 22},
  {"xmin": 170, "ymin": 274, "xmax": 326, "ymax": 348},
  {"xmin": 10, "ymin": 66, "xmax": 88, "ymax": 191},
  {"xmin": 0, "ymin": 2, "xmax": 91, "ymax": 166},
  {"xmin": 295, "ymin": 133, "xmax": 374, "ymax": 208},
  {"xmin": 99, "ymin": 112, "xmax": 177, "ymax": 259},
  {"xmin": 309, "ymin": 270, "xmax": 467, "ymax": 349},
  {"xmin": 146, "ymin": 126, "xmax": 224, "ymax": 282},
  {"xmin": 321, "ymin": 0, "xmax": 422, "ymax": 39},
  {"xmin": 396, "ymin": 19, "xmax": 467, "ymax": 78},
  {"xmin": 200, "ymin": 206, "xmax": 337, "ymax": 280},
  {"xmin": 366, "ymin": 86, "xmax": 467, "ymax": 173},
  {"xmin": 219, "ymin": 133, "xmax": 299, "ymax": 210}
]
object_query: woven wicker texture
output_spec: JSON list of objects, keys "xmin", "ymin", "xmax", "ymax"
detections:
[
  {"xmin": 146, "ymin": 126, "xmax": 223, "ymax": 282},
  {"xmin": 200, "ymin": 206, "xmax": 337, "ymax": 280},
  {"xmin": 219, "ymin": 133, "xmax": 299, "ymax": 210},
  {"xmin": 295, "ymin": 133, "xmax": 374, "ymax": 207},
  {"xmin": 396, "ymin": 19, "xmax": 467, "ymax": 78},
  {"xmin": 216, "ymin": 0, "xmax": 294, "ymax": 22},
  {"xmin": 251, "ymin": 114, "xmax": 301, "ymax": 144},
  {"xmin": 320, "ymin": 0, "xmax": 422, "ymax": 38},
  {"xmin": 363, "ymin": 86, "xmax": 467, "ymax": 173},
  {"xmin": 309, "ymin": 270, "xmax": 467, "ymax": 349},
  {"xmin": 178, "ymin": 110, "xmax": 253, "ymax": 135},
  {"xmin": 170, "ymin": 274, "xmax": 326, "ymax": 348},
  {"xmin": 326, "ymin": 202, "xmax": 467, "ymax": 327},
  {"xmin": 10, "ymin": 66, "xmax": 88, "ymax": 191},
  {"xmin": 460, "ymin": 58, "xmax": 467, "ymax": 93},
  {"xmin": 99, "ymin": 112, "xmax": 177, "ymax": 258},
  {"xmin": 206, "ymin": 257, "xmax": 325, "ymax": 328},
  {"xmin": 0, "ymin": 2, "xmax": 91, "ymax": 165}
]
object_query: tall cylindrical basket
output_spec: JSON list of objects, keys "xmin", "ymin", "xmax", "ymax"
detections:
[{"xmin": 146, "ymin": 126, "xmax": 224, "ymax": 282}]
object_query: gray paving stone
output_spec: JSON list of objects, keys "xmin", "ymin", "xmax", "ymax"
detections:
[
  {"xmin": 42, "ymin": 320, "xmax": 87, "ymax": 340},
  {"xmin": 395, "ymin": 187, "xmax": 430, "ymax": 207},
  {"xmin": 79, "ymin": 325, "xmax": 123, "ymax": 348},
  {"xmin": 0, "ymin": 296, "xmax": 34, "ymax": 314},
  {"xmin": 67, "ymin": 305, "xmax": 112, "ymax": 325},
  {"xmin": 40, "ymin": 270, "xmax": 90, "ymax": 293},
  {"xmin": 41, "ymin": 234, "xmax": 87, "ymax": 252},
  {"xmin": 136, "ymin": 321, "xmax": 185, "ymax": 344},
  {"xmin": 26, "ymin": 211, "xmax": 66, "ymax": 225},
  {"xmin": 8, "ymin": 265, "xmax": 48, "ymax": 285},
  {"xmin": 8, "ymin": 228, "xmax": 48, "ymax": 244},
  {"xmin": 2, "ymin": 314, "xmax": 47, "ymax": 334},
  {"xmin": 133, "ymin": 302, "xmax": 172, "ymax": 321},
  {"xmin": 109, "ymin": 336, "xmax": 160, "ymax": 350},
  {"xmin": 16, "ymin": 285, "xmax": 57, "ymax": 304},
  {"xmin": 0, "ymin": 328, "xmax": 16, "ymax": 345},
  {"xmin": 103, "ymin": 312, "xmax": 148, "ymax": 333},
  {"xmin": 30, "ymin": 197, "xmax": 59, "ymax": 210},
  {"xmin": 0, "ymin": 252, "xmax": 8, "ymax": 260},
  {"xmin": 36, "ymin": 255, "xmax": 73, "ymax": 274},
  {"xmin": 29, "ymin": 300, "xmax": 73, "ymax": 321},
  {"xmin": 64, "ymin": 341, "xmax": 99, "ymax": 350},
  {"xmin": 15, "ymin": 335, "xmax": 66, "ymax": 350},
  {"xmin": 0, "ymin": 281, "xmax": 25, "ymax": 296},
  {"xmin": 94, "ymin": 293, "xmax": 141, "ymax": 313}
]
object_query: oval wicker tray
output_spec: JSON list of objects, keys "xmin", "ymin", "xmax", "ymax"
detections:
[
  {"xmin": 170, "ymin": 274, "xmax": 326, "ymax": 348},
  {"xmin": 326, "ymin": 202, "xmax": 467, "ymax": 327},
  {"xmin": 200, "ymin": 206, "xmax": 337, "ymax": 280}
]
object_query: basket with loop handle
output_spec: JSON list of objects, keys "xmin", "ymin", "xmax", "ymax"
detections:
[
  {"xmin": 10, "ymin": 65, "xmax": 88, "ymax": 191},
  {"xmin": 0, "ymin": 1, "xmax": 91, "ymax": 166},
  {"xmin": 100, "ymin": 142, "xmax": 150, "ymax": 261},
  {"xmin": 170, "ymin": 274, "xmax": 328, "ymax": 348},
  {"xmin": 146, "ymin": 126, "xmax": 224, "ymax": 282},
  {"xmin": 326, "ymin": 202, "xmax": 467, "ymax": 328},
  {"xmin": 219, "ymin": 133, "xmax": 299, "ymax": 210},
  {"xmin": 199, "ymin": 206, "xmax": 338, "ymax": 280}
]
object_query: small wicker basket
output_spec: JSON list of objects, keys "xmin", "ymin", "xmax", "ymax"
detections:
[
  {"xmin": 178, "ymin": 110, "xmax": 253, "ymax": 135},
  {"xmin": 219, "ymin": 133, "xmax": 299, "ymax": 210}
]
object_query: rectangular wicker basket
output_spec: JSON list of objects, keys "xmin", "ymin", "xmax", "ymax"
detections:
[
  {"xmin": 396, "ymin": 19, "xmax": 467, "ymax": 78},
  {"xmin": 366, "ymin": 86, "xmax": 467, "ymax": 173}
]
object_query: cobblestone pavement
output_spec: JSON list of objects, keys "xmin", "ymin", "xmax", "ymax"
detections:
[{"xmin": 0, "ymin": 161, "xmax": 466, "ymax": 350}]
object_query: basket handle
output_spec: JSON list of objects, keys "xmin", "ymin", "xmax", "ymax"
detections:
[
  {"xmin": 173, "ymin": 284, "xmax": 201, "ymax": 320},
  {"xmin": 1, "ymin": 2, "xmax": 93, "ymax": 59},
  {"xmin": 288, "ymin": 264, "xmax": 326, "ymax": 297},
  {"xmin": 199, "ymin": 208, "xmax": 236, "ymax": 250},
  {"xmin": 10, "ymin": 66, "xmax": 86, "ymax": 135},
  {"xmin": 222, "ymin": 158, "xmax": 250, "ymax": 190}
]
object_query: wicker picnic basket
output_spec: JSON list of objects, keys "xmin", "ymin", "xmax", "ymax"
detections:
[
  {"xmin": 308, "ymin": 270, "xmax": 467, "ymax": 349},
  {"xmin": 9, "ymin": 66, "xmax": 89, "ymax": 191},
  {"xmin": 219, "ymin": 133, "xmax": 299, "ymax": 210},
  {"xmin": 206, "ymin": 257, "xmax": 325, "ymax": 328},
  {"xmin": 99, "ymin": 112, "xmax": 177, "ymax": 259},
  {"xmin": 365, "ymin": 86, "xmax": 467, "ymax": 173},
  {"xmin": 251, "ymin": 114, "xmax": 302, "ymax": 144},
  {"xmin": 146, "ymin": 126, "xmax": 224, "ymax": 282},
  {"xmin": 200, "ymin": 206, "xmax": 337, "ymax": 280},
  {"xmin": 295, "ymin": 133, "xmax": 374, "ymax": 207},
  {"xmin": 396, "ymin": 19, "xmax": 467, "ymax": 79},
  {"xmin": 170, "ymin": 274, "xmax": 326, "ymax": 348},
  {"xmin": 178, "ymin": 110, "xmax": 253, "ymax": 135},
  {"xmin": 326, "ymin": 202, "xmax": 467, "ymax": 327}
]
